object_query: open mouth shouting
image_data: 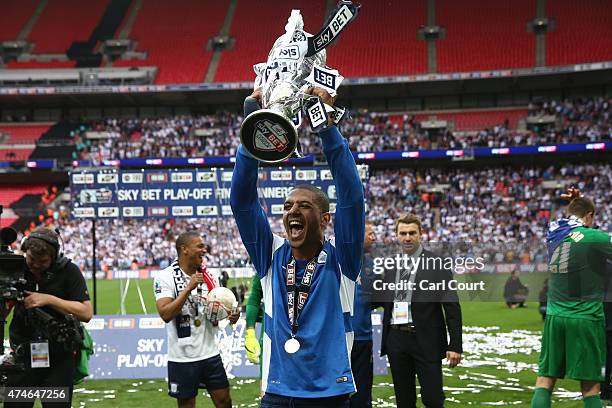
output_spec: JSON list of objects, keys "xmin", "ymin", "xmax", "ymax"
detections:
[{"xmin": 288, "ymin": 219, "xmax": 305, "ymax": 241}]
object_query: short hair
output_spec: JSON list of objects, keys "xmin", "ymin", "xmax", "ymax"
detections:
[
  {"xmin": 290, "ymin": 184, "xmax": 330, "ymax": 213},
  {"xmin": 568, "ymin": 197, "xmax": 595, "ymax": 218},
  {"xmin": 175, "ymin": 231, "xmax": 201, "ymax": 254},
  {"xmin": 395, "ymin": 213, "xmax": 422, "ymax": 233},
  {"xmin": 24, "ymin": 227, "xmax": 59, "ymax": 260}
]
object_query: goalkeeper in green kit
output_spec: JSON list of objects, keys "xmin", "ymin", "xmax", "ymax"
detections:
[
  {"xmin": 532, "ymin": 188, "xmax": 612, "ymax": 408},
  {"xmin": 244, "ymin": 274, "xmax": 264, "ymax": 388}
]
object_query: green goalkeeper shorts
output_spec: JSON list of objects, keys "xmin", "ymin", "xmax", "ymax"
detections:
[{"xmin": 538, "ymin": 314, "xmax": 606, "ymax": 381}]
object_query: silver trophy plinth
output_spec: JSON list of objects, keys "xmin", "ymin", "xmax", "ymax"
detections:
[{"xmin": 240, "ymin": 2, "xmax": 359, "ymax": 163}]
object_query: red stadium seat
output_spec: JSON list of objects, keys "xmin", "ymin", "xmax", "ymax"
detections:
[
  {"xmin": 0, "ymin": 185, "xmax": 48, "ymax": 207},
  {"xmin": 0, "ymin": 0, "xmax": 39, "ymax": 41},
  {"xmin": 114, "ymin": 0, "xmax": 228, "ymax": 84},
  {"xmin": 413, "ymin": 109, "xmax": 528, "ymax": 130},
  {"xmin": 0, "ymin": 148, "xmax": 34, "ymax": 161},
  {"xmin": 26, "ymin": 0, "xmax": 110, "ymax": 53},
  {"xmin": 0, "ymin": 125, "xmax": 49, "ymax": 163},
  {"xmin": 437, "ymin": 0, "xmax": 534, "ymax": 72},
  {"xmin": 326, "ymin": 0, "xmax": 427, "ymax": 77},
  {"xmin": 214, "ymin": 0, "xmax": 325, "ymax": 82},
  {"xmin": 0, "ymin": 124, "xmax": 50, "ymax": 143},
  {"xmin": 0, "ymin": 217, "xmax": 17, "ymax": 228},
  {"xmin": 3, "ymin": 1, "xmax": 612, "ymax": 81},
  {"xmin": 546, "ymin": 0, "xmax": 612, "ymax": 65}
]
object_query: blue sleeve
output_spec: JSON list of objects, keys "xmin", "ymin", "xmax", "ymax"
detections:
[
  {"xmin": 320, "ymin": 126, "xmax": 365, "ymax": 281},
  {"xmin": 230, "ymin": 145, "xmax": 274, "ymax": 278}
]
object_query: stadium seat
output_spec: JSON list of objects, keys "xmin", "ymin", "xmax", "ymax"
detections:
[
  {"xmin": 436, "ymin": 0, "xmax": 534, "ymax": 72},
  {"xmin": 214, "ymin": 0, "xmax": 325, "ymax": 82},
  {"xmin": 413, "ymin": 109, "xmax": 528, "ymax": 130},
  {"xmin": 326, "ymin": 0, "xmax": 427, "ymax": 77},
  {"xmin": 0, "ymin": 124, "xmax": 50, "ymax": 143},
  {"xmin": 0, "ymin": 148, "xmax": 34, "ymax": 161},
  {"xmin": 3, "ymin": 1, "xmax": 612, "ymax": 81},
  {"xmin": 0, "ymin": 0, "xmax": 39, "ymax": 42},
  {"xmin": 546, "ymin": 0, "xmax": 612, "ymax": 65},
  {"xmin": 114, "ymin": 0, "xmax": 228, "ymax": 84},
  {"xmin": 0, "ymin": 185, "xmax": 48, "ymax": 208},
  {"xmin": 0, "ymin": 216, "xmax": 17, "ymax": 228},
  {"xmin": 26, "ymin": 0, "xmax": 110, "ymax": 54}
]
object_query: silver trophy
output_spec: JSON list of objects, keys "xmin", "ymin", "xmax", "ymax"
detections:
[{"xmin": 240, "ymin": 1, "xmax": 359, "ymax": 163}]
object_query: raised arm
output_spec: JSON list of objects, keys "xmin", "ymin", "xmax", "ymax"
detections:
[
  {"xmin": 230, "ymin": 144, "xmax": 274, "ymax": 278},
  {"xmin": 311, "ymin": 91, "xmax": 365, "ymax": 280}
]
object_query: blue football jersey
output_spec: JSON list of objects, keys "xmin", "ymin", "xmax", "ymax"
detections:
[{"xmin": 231, "ymin": 126, "xmax": 365, "ymax": 397}]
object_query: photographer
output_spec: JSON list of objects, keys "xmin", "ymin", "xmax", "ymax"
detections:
[{"xmin": 6, "ymin": 227, "xmax": 92, "ymax": 408}]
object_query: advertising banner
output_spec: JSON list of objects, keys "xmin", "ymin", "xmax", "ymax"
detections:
[
  {"xmin": 70, "ymin": 166, "xmax": 368, "ymax": 219},
  {"xmin": 85, "ymin": 313, "xmax": 388, "ymax": 380}
]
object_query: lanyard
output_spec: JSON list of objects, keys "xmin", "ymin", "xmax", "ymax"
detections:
[
  {"xmin": 286, "ymin": 256, "xmax": 319, "ymax": 336},
  {"xmin": 171, "ymin": 261, "xmax": 198, "ymax": 316}
]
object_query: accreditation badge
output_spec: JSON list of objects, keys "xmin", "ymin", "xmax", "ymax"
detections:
[
  {"xmin": 30, "ymin": 341, "xmax": 50, "ymax": 368},
  {"xmin": 392, "ymin": 302, "xmax": 410, "ymax": 325}
]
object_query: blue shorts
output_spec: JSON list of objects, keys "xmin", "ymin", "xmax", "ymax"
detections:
[{"xmin": 167, "ymin": 354, "xmax": 229, "ymax": 399}]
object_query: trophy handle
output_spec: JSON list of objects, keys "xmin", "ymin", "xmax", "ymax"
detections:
[{"xmin": 240, "ymin": 109, "xmax": 299, "ymax": 163}]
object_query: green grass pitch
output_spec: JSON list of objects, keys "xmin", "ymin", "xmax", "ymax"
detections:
[{"xmin": 24, "ymin": 274, "xmax": 593, "ymax": 406}]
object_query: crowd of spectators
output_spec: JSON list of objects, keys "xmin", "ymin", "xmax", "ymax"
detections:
[
  {"xmin": 19, "ymin": 162, "xmax": 610, "ymax": 271},
  {"xmin": 366, "ymin": 163, "xmax": 611, "ymax": 265},
  {"xmin": 72, "ymin": 97, "xmax": 610, "ymax": 163},
  {"xmin": 74, "ymin": 113, "xmax": 242, "ymax": 164}
]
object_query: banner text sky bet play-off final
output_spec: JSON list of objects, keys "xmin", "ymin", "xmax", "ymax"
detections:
[{"xmin": 69, "ymin": 166, "xmax": 368, "ymax": 219}]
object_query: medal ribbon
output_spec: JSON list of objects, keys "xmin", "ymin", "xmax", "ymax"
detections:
[{"xmin": 286, "ymin": 256, "xmax": 319, "ymax": 336}]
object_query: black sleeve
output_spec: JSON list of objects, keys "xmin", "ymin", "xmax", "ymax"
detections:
[
  {"xmin": 503, "ymin": 278, "xmax": 512, "ymax": 299},
  {"xmin": 63, "ymin": 262, "xmax": 90, "ymax": 302},
  {"xmin": 442, "ymin": 300, "xmax": 463, "ymax": 353},
  {"xmin": 439, "ymin": 264, "xmax": 463, "ymax": 353}
]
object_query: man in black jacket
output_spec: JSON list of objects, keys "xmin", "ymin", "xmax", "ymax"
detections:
[
  {"xmin": 7, "ymin": 227, "xmax": 92, "ymax": 408},
  {"xmin": 504, "ymin": 270, "xmax": 529, "ymax": 308},
  {"xmin": 376, "ymin": 214, "xmax": 462, "ymax": 408}
]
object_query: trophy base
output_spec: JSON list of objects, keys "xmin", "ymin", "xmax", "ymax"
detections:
[{"xmin": 240, "ymin": 109, "xmax": 298, "ymax": 163}]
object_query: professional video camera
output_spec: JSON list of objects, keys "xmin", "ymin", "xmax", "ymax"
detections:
[
  {"xmin": 0, "ymin": 226, "xmax": 27, "ymax": 302},
  {"xmin": 0, "ymin": 214, "xmax": 84, "ymax": 369},
  {"xmin": 25, "ymin": 307, "xmax": 83, "ymax": 353},
  {"xmin": 0, "ymin": 224, "xmax": 28, "ymax": 378}
]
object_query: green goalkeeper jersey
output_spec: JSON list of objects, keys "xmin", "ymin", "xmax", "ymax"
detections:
[{"xmin": 547, "ymin": 226, "xmax": 612, "ymax": 321}]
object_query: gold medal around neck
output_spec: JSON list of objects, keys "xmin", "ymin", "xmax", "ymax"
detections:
[
  {"xmin": 194, "ymin": 318, "xmax": 201, "ymax": 327},
  {"xmin": 284, "ymin": 337, "xmax": 300, "ymax": 354}
]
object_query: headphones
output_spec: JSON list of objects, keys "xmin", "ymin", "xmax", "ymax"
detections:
[{"xmin": 21, "ymin": 229, "xmax": 62, "ymax": 260}]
